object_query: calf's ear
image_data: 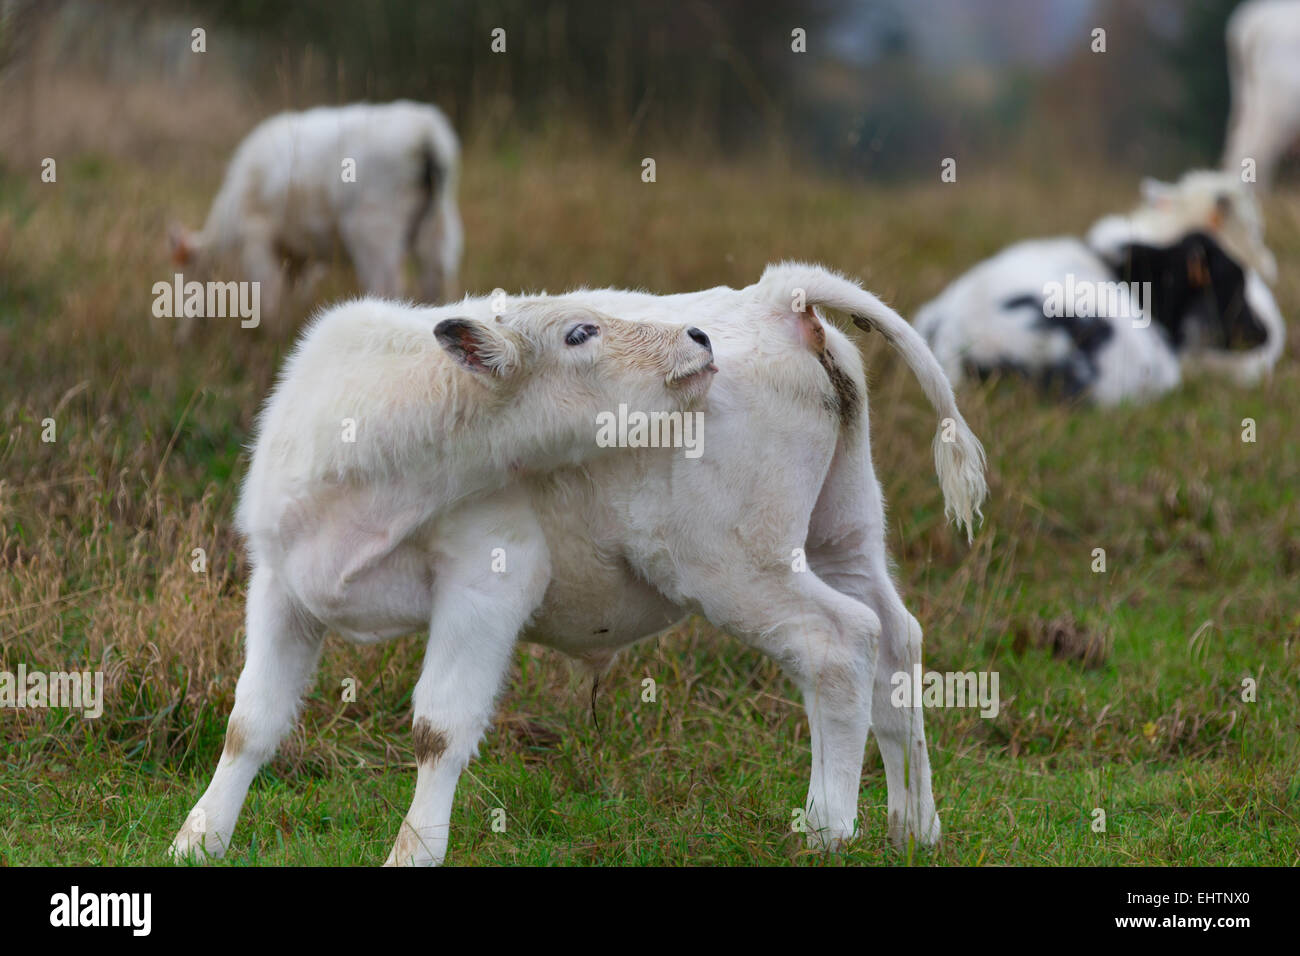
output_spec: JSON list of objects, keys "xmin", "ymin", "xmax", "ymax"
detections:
[{"xmin": 435, "ymin": 318, "xmax": 519, "ymax": 378}]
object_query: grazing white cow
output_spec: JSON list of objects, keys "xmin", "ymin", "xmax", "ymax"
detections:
[
  {"xmin": 916, "ymin": 173, "xmax": 1283, "ymax": 405},
  {"xmin": 172, "ymin": 263, "xmax": 987, "ymax": 865},
  {"xmin": 1222, "ymin": 0, "xmax": 1300, "ymax": 189},
  {"xmin": 169, "ymin": 101, "xmax": 463, "ymax": 335}
]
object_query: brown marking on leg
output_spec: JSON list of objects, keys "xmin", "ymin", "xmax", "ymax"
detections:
[
  {"xmin": 223, "ymin": 719, "xmax": 247, "ymax": 760},
  {"xmin": 412, "ymin": 717, "xmax": 449, "ymax": 766},
  {"xmin": 385, "ymin": 821, "xmax": 427, "ymax": 867}
]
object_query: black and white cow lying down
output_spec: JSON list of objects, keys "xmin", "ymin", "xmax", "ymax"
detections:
[{"xmin": 915, "ymin": 175, "xmax": 1285, "ymax": 405}]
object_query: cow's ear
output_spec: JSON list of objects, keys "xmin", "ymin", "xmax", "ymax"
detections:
[
  {"xmin": 168, "ymin": 224, "xmax": 199, "ymax": 266},
  {"xmin": 1140, "ymin": 177, "xmax": 1175, "ymax": 207},
  {"xmin": 435, "ymin": 318, "xmax": 519, "ymax": 378}
]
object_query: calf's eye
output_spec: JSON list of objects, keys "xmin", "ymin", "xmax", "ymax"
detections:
[{"xmin": 565, "ymin": 324, "xmax": 600, "ymax": 346}]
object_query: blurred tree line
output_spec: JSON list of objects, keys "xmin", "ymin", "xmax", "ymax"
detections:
[
  {"xmin": 153, "ymin": 0, "xmax": 839, "ymax": 153},
  {"xmin": 8, "ymin": 0, "xmax": 1261, "ymax": 179},
  {"xmin": 1163, "ymin": 0, "xmax": 1242, "ymax": 164}
]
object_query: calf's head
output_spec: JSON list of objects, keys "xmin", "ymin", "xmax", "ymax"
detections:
[
  {"xmin": 166, "ymin": 224, "xmax": 250, "ymax": 284},
  {"xmin": 1120, "ymin": 232, "xmax": 1269, "ymax": 353},
  {"xmin": 434, "ymin": 303, "xmax": 716, "ymax": 459}
]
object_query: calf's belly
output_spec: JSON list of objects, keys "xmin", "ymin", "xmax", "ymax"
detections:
[
  {"xmin": 524, "ymin": 580, "xmax": 686, "ymax": 657},
  {"xmin": 522, "ymin": 533, "xmax": 686, "ymax": 656}
]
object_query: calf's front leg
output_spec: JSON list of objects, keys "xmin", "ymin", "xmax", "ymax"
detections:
[
  {"xmin": 171, "ymin": 565, "xmax": 324, "ymax": 860},
  {"xmin": 386, "ymin": 493, "xmax": 551, "ymax": 866}
]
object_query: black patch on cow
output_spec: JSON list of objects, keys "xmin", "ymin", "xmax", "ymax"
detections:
[
  {"xmin": 1112, "ymin": 232, "xmax": 1268, "ymax": 352},
  {"xmin": 1025, "ymin": 301, "xmax": 1115, "ymax": 356},
  {"xmin": 1001, "ymin": 294, "xmax": 1041, "ymax": 312},
  {"xmin": 963, "ymin": 354, "xmax": 1096, "ymax": 401},
  {"xmin": 817, "ymin": 348, "xmax": 861, "ymax": 429},
  {"xmin": 976, "ymin": 293, "xmax": 1115, "ymax": 399},
  {"xmin": 962, "ymin": 356, "xmax": 1034, "ymax": 385}
]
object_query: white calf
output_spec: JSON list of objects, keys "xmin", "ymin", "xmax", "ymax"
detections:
[
  {"xmin": 171, "ymin": 294, "xmax": 716, "ymax": 862},
  {"xmin": 1223, "ymin": 0, "xmax": 1300, "ymax": 189},
  {"xmin": 170, "ymin": 100, "xmax": 463, "ymax": 334},
  {"xmin": 173, "ymin": 263, "xmax": 986, "ymax": 865}
]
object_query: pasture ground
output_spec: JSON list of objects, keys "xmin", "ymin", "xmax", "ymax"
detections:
[{"xmin": 2, "ymin": 104, "xmax": 1298, "ymax": 865}]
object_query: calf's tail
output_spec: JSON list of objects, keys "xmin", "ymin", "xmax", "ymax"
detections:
[{"xmin": 755, "ymin": 262, "xmax": 988, "ymax": 541}]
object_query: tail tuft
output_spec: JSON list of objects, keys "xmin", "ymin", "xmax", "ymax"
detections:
[{"xmin": 932, "ymin": 416, "xmax": 987, "ymax": 543}]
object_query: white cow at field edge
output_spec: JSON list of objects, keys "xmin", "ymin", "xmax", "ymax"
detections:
[
  {"xmin": 170, "ymin": 100, "xmax": 463, "ymax": 336},
  {"xmin": 1223, "ymin": 0, "xmax": 1300, "ymax": 188},
  {"xmin": 171, "ymin": 263, "xmax": 987, "ymax": 865}
]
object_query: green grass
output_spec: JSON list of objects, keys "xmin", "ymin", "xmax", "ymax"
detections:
[
  {"xmin": 6, "ymin": 686, "xmax": 1295, "ymax": 866},
  {"xmin": 1, "ymin": 127, "xmax": 1298, "ymax": 866}
]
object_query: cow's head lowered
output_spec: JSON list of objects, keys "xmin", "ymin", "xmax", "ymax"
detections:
[
  {"xmin": 166, "ymin": 224, "xmax": 250, "ymax": 285},
  {"xmin": 434, "ymin": 303, "xmax": 716, "ymax": 466}
]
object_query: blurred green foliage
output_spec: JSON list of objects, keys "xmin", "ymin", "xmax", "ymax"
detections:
[{"xmin": 182, "ymin": 0, "xmax": 835, "ymax": 150}]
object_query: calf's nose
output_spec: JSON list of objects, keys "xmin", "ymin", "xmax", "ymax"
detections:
[{"xmin": 686, "ymin": 327, "xmax": 712, "ymax": 352}]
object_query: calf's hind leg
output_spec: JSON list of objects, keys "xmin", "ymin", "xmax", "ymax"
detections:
[
  {"xmin": 809, "ymin": 449, "xmax": 941, "ymax": 847},
  {"xmin": 678, "ymin": 568, "xmax": 882, "ymax": 851},
  {"xmin": 385, "ymin": 491, "xmax": 551, "ymax": 866},
  {"xmin": 171, "ymin": 564, "xmax": 324, "ymax": 860}
]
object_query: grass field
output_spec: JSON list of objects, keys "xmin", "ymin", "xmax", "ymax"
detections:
[{"xmin": 2, "ymin": 98, "xmax": 1299, "ymax": 865}]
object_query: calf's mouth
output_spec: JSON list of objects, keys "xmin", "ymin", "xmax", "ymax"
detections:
[{"xmin": 666, "ymin": 358, "xmax": 718, "ymax": 386}]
